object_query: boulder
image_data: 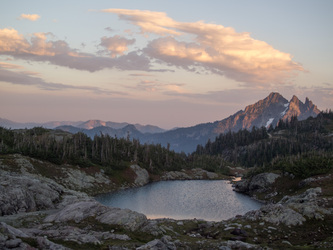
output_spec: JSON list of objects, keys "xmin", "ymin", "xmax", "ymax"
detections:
[
  {"xmin": 234, "ymin": 172, "xmax": 280, "ymax": 194},
  {"xmin": 233, "ymin": 179, "xmax": 250, "ymax": 193},
  {"xmin": 130, "ymin": 165, "xmax": 149, "ymax": 186},
  {"xmin": 248, "ymin": 173, "xmax": 280, "ymax": 192}
]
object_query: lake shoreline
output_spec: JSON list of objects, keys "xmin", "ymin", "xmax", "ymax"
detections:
[{"xmin": 1, "ymin": 154, "xmax": 333, "ymax": 249}]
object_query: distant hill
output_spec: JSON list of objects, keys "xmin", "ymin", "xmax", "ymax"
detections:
[
  {"xmin": 0, "ymin": 119, "xmax": 166, "ymax": 134},
  {"xmin": 0, "ymin": 119, "xmax": 83, "ymax": 130}
]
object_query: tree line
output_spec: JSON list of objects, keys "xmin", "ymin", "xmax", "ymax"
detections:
[
  {"xmin": 1, "ymin": 111, "xmax": 332, "ymax": 178},
  {"xmin": 193, "ymin": 111, "xmax": 333, "ymax": 177},
  {"xmin": 0, "ymin": 127, "xmax": 197, "ymax": 175}
]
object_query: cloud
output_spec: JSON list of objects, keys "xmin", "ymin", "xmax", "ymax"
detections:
[
  {"xmin": 99, "ymin": 35, "xmax": 135, "ymax": 57},
  {"xmin": 0, "ymin": 63, "xmax": 126, "ymax": 95},
  {"xmin": 104, "ymin": 27, "xmax": 114, "ymax": 32},
  {"xmin": 0, "ymin": 62, "xmax": 24, "ymax": 69},
  {"xmin": 101, "ymin": 9, "xmax": 180, "ymax": 36},
  {"xmin": 129, "ymin": 73, "xmax": 154, "ymax": 77},
  {"xmin": 18, "ymin": 14, "xmax": 40, "ymax": 21},
  {"xmin": 1, "ymin": 7, "xmax": 306, "ymax": 85},
  {"xmin": 0, "ymin": 28, "xmax": 169, "ymax": 72},
  {"xmin": 131, "ymin": 78, "xmax": 187, "ymax": 94},
  {"xmin": 105, "ymin": 9, "xmax": 305, "ymax": 84}
]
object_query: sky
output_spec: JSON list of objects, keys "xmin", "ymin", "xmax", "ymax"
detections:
[{"xmin": 0, "ymin": 0, "xmax": 332, "ymax": 129}]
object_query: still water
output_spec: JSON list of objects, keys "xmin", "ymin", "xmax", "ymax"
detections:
[{"xmin": 96, "ymin": 180, "xmax": 261, "ymax": 221}]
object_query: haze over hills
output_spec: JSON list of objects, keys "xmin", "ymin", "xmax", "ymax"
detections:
[
  {"xmin": 0, "ymin": 92, "xmax": 321, "ymax": 153},
  {"xmin": 0, "ymin": 118, "xmax": 166, "ymax": 134}
]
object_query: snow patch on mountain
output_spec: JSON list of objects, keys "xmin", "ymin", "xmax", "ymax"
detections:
[
  {"xmin": 281, "ymin": 102, "xmax": 289, "ymax": 116},
  {"xmin": 265, "ymin": 118, "xmax": 274, "ymax": 128}
]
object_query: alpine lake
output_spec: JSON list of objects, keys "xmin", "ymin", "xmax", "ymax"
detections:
[{"xmin": 96, "ymin": 180, "xmax": 262, "ymax": 221}]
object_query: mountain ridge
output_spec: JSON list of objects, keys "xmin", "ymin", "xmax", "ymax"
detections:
[
  {"xmin": 0, "ymin": 92, "xmax": 321, "ymax": 153},
  {"xmin": 0, "ymin": 118, "xmax": 166, "ymax": 134},
  {"xmin": 143, "ymin": 92, "xmax": 320, "ymax": 152}
]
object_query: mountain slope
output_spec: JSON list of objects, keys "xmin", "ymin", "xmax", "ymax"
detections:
[{"xmin": 146, "ymin": 92, "xmax": 321, "ymax": 153}]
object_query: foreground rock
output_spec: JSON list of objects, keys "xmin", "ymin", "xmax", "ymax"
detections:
[
  {"xmin": 0, "ymin": 172, "xmax": 64, "ymax": 216},
  {"xmin": 45, "ymin": 201, "xmax": 147, "ymax": 232}
]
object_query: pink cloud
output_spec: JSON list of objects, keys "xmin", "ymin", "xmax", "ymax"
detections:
[
  {"xmin": 18, "ymin": 14, "xmax": 41, "ymax": 21},
  {"xmin": 105, "ymin": 9, "xmax": 305, "ymax": 84},
  {"xmin": 0, "ymin": 62, "xmax": 24, "ymax": 69},
  {"xmin": 0, "ymin": 64, "xmax": 127, "ymax": 95},
  {"xmin": 0, "ymin": 28, "xmax": 168, "ymax": 72},
  {"xmin": 99, "ymin": 35, "xmax": 135, "ymax": 57},
  {"xmin": 101, "ymin": 9, "xmax": 179, "ymax": 36}
]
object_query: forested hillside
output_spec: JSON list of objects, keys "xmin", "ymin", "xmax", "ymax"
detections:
[
  {"xmin": 194, "ymin": 111, "xmax": 333, "ymax": 178},
  {"xmin": 0, "ymin": 127, "xmax": 193, "ymax": 175},
  {"xmin": 1, "ymin": 111, "xmax": 332, "ymax": 179}
]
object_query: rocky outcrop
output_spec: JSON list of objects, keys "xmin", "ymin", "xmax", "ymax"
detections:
[
  {"xmin": 0, "ymin": 221, "xmax": 70, "ymax": 250},
  {"xmin": 45, "ymin": 201, "xmax": 148, "ymax": 232},
  {"xmin": 234, "ymin": 172, "xmax": 280, "ymax": 194},
  {"xmin": 161, "ymin": 168, "xmax": 218, "ymax": 181},
  {"xmin": 0, "ymin": 154, "xmax": 115, "ymax": 196},
  {"xmin": 0, "ymin": 172, "xmax": 64, "ymax": 216},
  {"xmin": 58, "ymin": 168, "xmax": 111, "ymax": 191},
  {"xmin": 130, "ymin": 164, "xmax": 149, "ymax": 187},
  {"xmin": 22, "ymin": 224, "xmax": 131, "ymax": 246},
  {"xmin": 0, "ymin": 155, "xmax": 96, "ymax": 216},
  {"xmin": 243, "ymin": 187, "xmax": 333, "ymax": 226},
  {"xmin": 137, "ymin": 236, "xmax": 176, "ymax": 250},
  {"xmin": 249, "ymin": 173, "xmax": 280, "ymax": 191},
  {"xmin": 244, "ymin": 203, "xmax": 306, "ymax": 226}
]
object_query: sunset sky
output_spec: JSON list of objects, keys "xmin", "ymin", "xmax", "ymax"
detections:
[{"xmin": 1, "ymin": 0, "xmax": 332, "ymax": 129}]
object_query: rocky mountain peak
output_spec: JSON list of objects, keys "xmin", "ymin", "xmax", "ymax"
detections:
[
  {"xmin": 305, "ymin": 97, "xmax": 310, "ymax": 105},
  {"xmin": 290, "ymin": 95, "xmax": 300, "ymax": 103},
  {"xmin": 244, "ymin": 92, "xmax": 287, "ymax": 114},
  {"xmin": 267, "ymin": 92, "xmax": 286, "ymax": 103},
  {"xmin": 282, "ymin": 96, "xmax": 320, "ymax": 121}
]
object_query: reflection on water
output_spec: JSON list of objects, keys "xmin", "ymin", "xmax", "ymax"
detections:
[{"xmin": 96, "ymin": 180, "xmax": 261, "ymax": 221}]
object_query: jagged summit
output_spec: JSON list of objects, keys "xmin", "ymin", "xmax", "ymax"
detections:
[
  {"xmin": 283, "ymin": 95, "xmax": 320, "ymax": 121},
  {"xmin": 244, "ymin": 92, "xmax": 287, "ymax": 114},
  {"xmin": 214, "ymin": 92, "xmax": 302, "ymax": 134}
]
